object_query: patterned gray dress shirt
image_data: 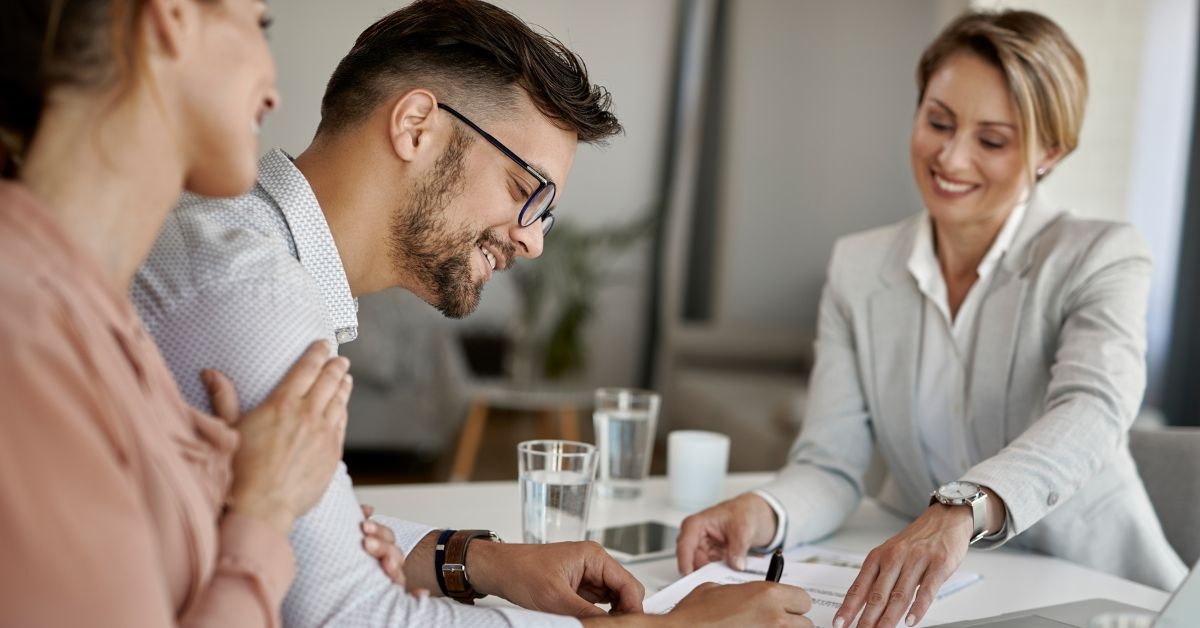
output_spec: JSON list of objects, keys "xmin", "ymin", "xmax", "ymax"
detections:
[{"xmin": 133, "ymin": 149, "xmax": 579, "ymax": 628}]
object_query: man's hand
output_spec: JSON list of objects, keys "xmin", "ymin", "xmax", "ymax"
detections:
[
  {"xmin": 468, "ymin": 540, "xmax": 645, "ymax": 617},
  {"xmin": 834, "ymin": 504, "xmax": 972, "ymax": 628},
  {"xmin": 665, "ymin": 582, "xmax": 814, "ymax": 628},
  {"xmin": 676, "ymin": 492, "xmax": 779, "ymax": 574},
  {"xmin": 360, "ymin": 504, "xmax": 407, "ymax": 588},
  {"xmin": 578, "ymin": 582, "xmax": 814, "ymax": 628}
]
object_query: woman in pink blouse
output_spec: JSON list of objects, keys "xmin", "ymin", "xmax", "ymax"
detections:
[{"xmin": 0, "ymin": 1, "xmax": 352, "ymax": 625}]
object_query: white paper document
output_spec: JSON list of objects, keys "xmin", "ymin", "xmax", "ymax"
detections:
[{"xmin": 644, "ymin": 546, "xmax": 980, "ymax": 628}]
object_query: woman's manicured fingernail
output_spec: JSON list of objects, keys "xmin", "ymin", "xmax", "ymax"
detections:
[
  {"xmin": 362, "ymin": 521, "xmax": 375, "ymax": 533},
  {"xmin": 907, "ymin": 614, "xmax": 917, "ymax": 626},
  {"xmin": 364, "ymin": 537, "xmax": 379, "ymax": 551},
  {"xmin": 833, "ymin": 618, "xmax": 845, "ymax": 628}
]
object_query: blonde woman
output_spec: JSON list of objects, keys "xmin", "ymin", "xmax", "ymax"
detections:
[
  {"xmin": 678, "ymin": 10, "xmax": 1186, "ymax": 628},
  {"xmin": 0, "ymin": 1, "xmax": 351, "ymax": 625}
]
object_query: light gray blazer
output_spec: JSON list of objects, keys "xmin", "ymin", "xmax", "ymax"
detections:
[{"xmin": 760, "ymin": 197, "xmax": 1187, "ymax": 590}]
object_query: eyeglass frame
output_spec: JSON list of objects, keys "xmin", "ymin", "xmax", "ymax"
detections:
[{"xmin": 437, "ymin": 103, "xmax": 555, "ymax": 236}]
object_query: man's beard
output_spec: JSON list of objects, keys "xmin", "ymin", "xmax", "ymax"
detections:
[{"xmin": 388, "ymin": 128, "xmax": 514, "ymax": 319}]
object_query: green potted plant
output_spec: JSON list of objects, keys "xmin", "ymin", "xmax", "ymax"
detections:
[{"xmin": 510, "ymin": 208, "xmax": 658, "ymax": 383}]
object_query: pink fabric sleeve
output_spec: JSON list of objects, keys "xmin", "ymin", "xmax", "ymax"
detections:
[
  {"xmin": 181, "ymin": 512, "xmax": 296, "ymax": 628},
  {"xmin": 0, "ymin": 315, "xmax": 295, "ymax": 627},
  {"xmin": 0, "ymin": 329, "xmax": 177, "ymax": 626}
]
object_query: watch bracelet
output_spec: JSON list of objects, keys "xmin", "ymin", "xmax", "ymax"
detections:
[
  {"xmin": 930, "ymin": 485, "xmax": 991, "ymax": 544},
  {"xmin": 437, "ymin": 529, "xmax": 496, "ymax": 603}
]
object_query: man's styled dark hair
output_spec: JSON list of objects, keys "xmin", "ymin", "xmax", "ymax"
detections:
[{"xmin": 316, "ymin": 0, "xmax": 621, "ymax": 143}]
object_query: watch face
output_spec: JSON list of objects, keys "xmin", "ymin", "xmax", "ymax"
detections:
[{"xmin": 941, "ymin": 481, "xmax": 978, "ymax": 500}]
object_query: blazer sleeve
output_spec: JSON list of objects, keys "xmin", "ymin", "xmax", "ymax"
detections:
[
  {"xmin": 757, "ymin": 240, "xmax": 879, "ymax": 548},
  {"xmin": 962, "ymin": 223, "xmax": 1152, "ymax": 548}
]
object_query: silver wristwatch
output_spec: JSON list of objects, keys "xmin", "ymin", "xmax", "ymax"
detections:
[{"xmin": 930, "ymin": 481, "xmax": 991, "ymax": 544}]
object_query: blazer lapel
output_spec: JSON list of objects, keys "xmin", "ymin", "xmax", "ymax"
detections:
[
  {"xmin": 868, "ymin": 216, "xmax": 935, "ymax": 502},
  {"xmin": 968, "ymin": 270, "xmax": 1024, "ymax": 459},
  {"xmin": 968, "ymin": 194, "xmax": 1064, "ymax": 459}
]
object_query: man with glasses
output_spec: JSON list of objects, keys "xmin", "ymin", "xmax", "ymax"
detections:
[
  {"xmin": 438, "ymin": 103, "xmax": 557, "ymax": 235},
  {"xmin": 132, "ymin": 1, "xmax": 811, "ymax": 627}
]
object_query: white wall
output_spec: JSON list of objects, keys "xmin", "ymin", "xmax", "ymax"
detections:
[
  {"xmin": 260, "ymin": 1, "xmax": 680, "ymax": 389},
  {"xmin": 974, "ymin": 0, "xmax": 1150, "ymax": 223},
  {"xmin": 712, "ymin": 0, "xmax": 1190, "ymax": 364},
  {"xmin": 975, "ymin": 0, "xmax": 1197, "ymax": 404},
  {"xmin": 714, "ymin": 0, "xmax": 943, "ymax": 332},
  {"xmin": 1126, "ymin": 0, "xmax": 1197, "ymax": 404},
  {"xmin": 259, "ymin": 1, "xmax": 1194, "ymax": 402}
]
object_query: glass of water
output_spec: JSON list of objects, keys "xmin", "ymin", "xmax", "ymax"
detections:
[
  {"xmin": 518, "ymin": 440, "xmax": 597, "ymax": 544},
  {"xmin": 593, "ymin": 388, "xmax": 660, "ymax": 499}
]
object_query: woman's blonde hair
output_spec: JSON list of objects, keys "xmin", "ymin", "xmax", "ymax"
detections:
[{"xmin": 917, "ymin": 10, "xmax": 1087, "ymax": 181}]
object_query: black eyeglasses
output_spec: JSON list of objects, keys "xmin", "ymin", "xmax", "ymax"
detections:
[{"xmin": 437, "ymin": 103, "xmax": 555, "ymax": 236}]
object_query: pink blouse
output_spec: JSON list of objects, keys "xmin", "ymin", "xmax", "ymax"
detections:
[{"xmin": 0, "ymin": 181, "xmax": 294, "ymax": 626}]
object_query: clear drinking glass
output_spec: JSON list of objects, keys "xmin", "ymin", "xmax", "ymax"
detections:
[
  {"xmin": 518, "ymin": 440, "xmax": 597, "ymax": 544},
  {"xmin": 593, "ymin": 388, "xmax": 660, "ymax": 499}
]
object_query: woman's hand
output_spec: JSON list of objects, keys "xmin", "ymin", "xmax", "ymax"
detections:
[
  {"xmin": 204, "ymin": 340, "xmax": 352, "ymax": 536},
  {"xmin": 834, "ymin": 504, "xmax": 972, "ymax": 628},
  {"xmin": 676, "ymin": 493, "xmax": 780, "ymax": 574},
  {"xmin": 360, "ymin": 504, "xmax": 409, "ymax": 588}
]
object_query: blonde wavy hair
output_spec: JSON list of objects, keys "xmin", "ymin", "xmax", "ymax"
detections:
[{"xmin": 917, "ymin": 10, "xmax": 1088, "ymax": 182}]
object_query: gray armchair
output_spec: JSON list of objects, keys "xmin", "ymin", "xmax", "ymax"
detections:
[
  {"xmin": 340, "ymin": 289, "xmax": 469, "ymax": 456},
  {"xmin": 1129, "ymin": 427, "xmax": 1200, "ymax": 566}
]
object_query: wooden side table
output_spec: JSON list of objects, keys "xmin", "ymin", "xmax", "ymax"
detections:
[{"xmin": 448, "ymin": 381, "xmax": 591, "ymax": 482}]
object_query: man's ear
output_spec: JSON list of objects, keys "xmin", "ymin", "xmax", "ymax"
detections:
[
  {"xmin": 389, "ymin": 89, "xmax": 439, "ymax": 163},
  {"xmin": 143, "ymin": 0, "xmax": 194, "ymax": 59}
]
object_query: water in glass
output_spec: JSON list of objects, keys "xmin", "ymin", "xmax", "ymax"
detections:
[
  {"xmin": 594, "ymin": 407, "xmax": 655, "ymax": 498},
  {"xmin": 520, "ymin": 469, "xmax": 593, "ymax": 543}
]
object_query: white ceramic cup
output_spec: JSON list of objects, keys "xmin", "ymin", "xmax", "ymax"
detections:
[{"xmin": 667, "ymin": 430, "xmax": 731, "ymax": 512}]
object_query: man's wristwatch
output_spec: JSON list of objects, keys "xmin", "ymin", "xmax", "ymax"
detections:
[
  {"xmin": 434, "ymin": 529, "xmax": 502, "ymax": 604},
  {"xmin": 930, "ymin": 481, "xmax": 991, "ymax": 545}
]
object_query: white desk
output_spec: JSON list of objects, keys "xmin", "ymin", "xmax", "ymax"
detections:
[{"xmin": 357, "ymin": 473, "xmax": 1169, "ymax": 625}]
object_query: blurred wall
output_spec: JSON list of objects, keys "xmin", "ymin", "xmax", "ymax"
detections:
[
  {"xmin": 259, "ymin": 0, "xmax": 680, "ymax": 389},
  {"xmin": 699, "ymin": 0, "xmax": 1191, "ymax": 410},
  {"xmin": 977, "ymin": 0, "xmax": 1151, "ymax": 224},
  {"xmin": 713, "ymin": 0, "xmax": 946, "ymax": 333},
  {"xmin": 258, "ymin": 1, "xmax": 1194, "ymax": 408},
  {"xmin": 975, "ymin": 0, "xmax": 1196, "ymax": 407},
  {"xmin": 1125, "ymin": 0, "xmax": 1196, "ymax": 407}
]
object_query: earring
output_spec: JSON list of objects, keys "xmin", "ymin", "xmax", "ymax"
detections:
[{"xmin": 1036, "ymin": 166, "xmax": 1047, "ymax": 177}]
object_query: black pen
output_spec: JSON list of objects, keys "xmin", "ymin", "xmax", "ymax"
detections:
[{"xmin": 765, "ymin": 548, "xmax": 784, "ymax": 582}]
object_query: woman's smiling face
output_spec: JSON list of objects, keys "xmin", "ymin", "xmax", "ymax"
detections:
[{"xmin": 910, "ymin": 51, "xmax": 1048, "ymax": 229}]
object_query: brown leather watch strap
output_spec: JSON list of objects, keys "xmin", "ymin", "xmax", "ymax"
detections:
[{"xmin": 440, "ymin": 529, "xmax": 497, "ymax": 603}]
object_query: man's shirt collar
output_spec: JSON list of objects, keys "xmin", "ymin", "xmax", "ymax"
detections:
[{"xmin": 257, "ymin": 148, "xmax": 358, "ymax": 343}]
